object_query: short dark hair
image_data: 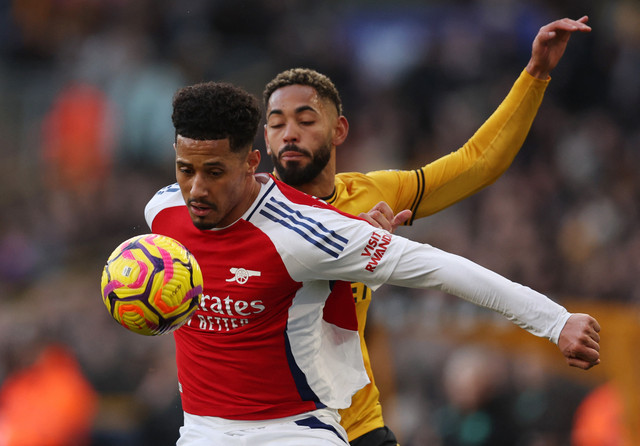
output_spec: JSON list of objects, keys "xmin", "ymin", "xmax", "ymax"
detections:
[
  {"xmin": 172, "ymin": 81, "xmax": 261, "ymax": 152},
  {"xmin": 263, "ymin": 68, "xmax": 343, "ymax": 115}
]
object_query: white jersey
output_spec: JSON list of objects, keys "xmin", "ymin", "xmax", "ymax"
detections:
[{"xmin": 145, "ymin": 174, "xmax": 570, "ymax": 421}]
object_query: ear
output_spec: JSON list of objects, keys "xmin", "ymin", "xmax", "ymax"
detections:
[
  {"xmin": 247, "ymin": 149, "xmax": 261, "ymax": 174},
  {"xmin": 332, "ymin": 116, "xmax": 349, "ymax": 147},
  {"xmin": 263, "ymin": 124, "xmax": 273, "ymax": 155}
]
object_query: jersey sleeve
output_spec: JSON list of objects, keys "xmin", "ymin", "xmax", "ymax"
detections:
[
  {"xmin": 410, "ymin": 69, "xmax": 549, "ymax": 220},
  {"xmin": 333, "ymin": 169, "xmax": 426, "ymax": 217},
  {"xmin": 265, "ymin": 203, "xmax": 569, "ymax": 345},
  {"xmin": 144, "ymin": 183, "xmax": 184, "ymax": 230},
  {"xmin": 382, "ymin": 237, "xmax": 571, "ymax": 344}
]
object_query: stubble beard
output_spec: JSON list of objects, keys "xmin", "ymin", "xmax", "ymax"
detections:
[
  {"xmin": 271, "ymin": 143, "xmax": 331, "ymax": 187},
  {"xmin": 192, "ymin": 220, "xmax": 216, "ymax": 230},
  {"xmin": 187, "ymin": 199, "xmax": 219, "ymax": 230}
]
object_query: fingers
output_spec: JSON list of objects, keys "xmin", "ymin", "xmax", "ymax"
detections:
[
  {"xmin": 370, "ymin": 201, "xmax": 395, "ymax": 219},
  {"xmin": 549, "ymin": 16, "xmax": 591, "ymax": 32},
  {"xmin": 358, "ymin": 209, "xmax": 393, "ymax": 231},
  {"xmin": 558, "ymin": 313, "xmax": 602, "ymax": 370},
  {"xmin": 526, "ymin": 16, "xmax": 591, "ymax": 79},
  {"xmin": 357, "ymin": 212, "xmax": 381, "ymax": 228},
  {"xmin": 360, "ymin": 202, "xmax": 411, "ymax": 233},
  {"xmin": 580, "ymin": 314, "xmax": 601, "ymax": 344},
  {"xmin": 565, "ymin": 338, "xmax": 601, "ymax": 370},
  {"xmin": 391, "ymin": 209, "xmax": 413, "ymax": 229},
  {"xmin": 567, "ymin": 356, "xmax": 600, "ymax": 370},
  {"xmin": 567, "ymin": 346, "xmax": 601, "ymax": 370},
  {"xmin": 538, "ymin": 18, "xmax": 591, "ymax": 43},
  {"xmin": 359, "ymin": 201, "xmax": 395, "ymax": 231},
  {"xmin": 559, "ymin": 16, "xmax": 591, "ymax": 32},
  {"xmin": 590, "ymin": 316, "xmax": 601, "ymax": 334}
]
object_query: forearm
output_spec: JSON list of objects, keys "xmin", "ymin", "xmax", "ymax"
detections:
[
  {"xmin": 384, "ymin": 241, "xmax": 570, "ymax": 344},
  {"xmin": 415, "ymin": 70, "xmax": 549, "ymax": 218},
  {"xmin": 462, "ymin": 69, "xmax": 549, "ymax": 174}
]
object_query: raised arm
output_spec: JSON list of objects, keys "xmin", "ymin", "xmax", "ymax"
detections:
[{"xmin": 409, "ymin": 16, "xmax": 592, "ymax": 220}]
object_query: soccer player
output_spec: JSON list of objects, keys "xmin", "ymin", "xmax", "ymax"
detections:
[
  {"xmin": 262, "ymin": 16, "xmax": 592, "ymax": 445},
  {"xmin": 145, "ymin": 80, "xmax": 600, "ymax": 445}
]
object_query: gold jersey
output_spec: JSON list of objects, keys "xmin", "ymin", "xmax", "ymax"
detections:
[{"xmin": 325, "ymin": 69, "xmax": 549, "ymax": 442}]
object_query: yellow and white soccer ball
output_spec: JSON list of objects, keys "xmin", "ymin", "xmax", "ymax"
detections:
[{"xmin": 101, "ymin": 234, "xmax": 203, "ymax": 336}]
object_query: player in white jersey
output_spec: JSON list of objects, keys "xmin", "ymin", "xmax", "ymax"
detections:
[{"xmin": 144, "ymin": 81, "xmax": 600, "ymax": 445}]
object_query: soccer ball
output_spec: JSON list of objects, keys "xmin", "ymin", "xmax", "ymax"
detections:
[{"xmin": 101, "ymin": 234, "xmax": 203, "ymax": 336}]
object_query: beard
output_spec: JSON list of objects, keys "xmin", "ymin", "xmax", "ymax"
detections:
[
  {"xmin": 271, "ymin": 143, "xmax": 331, "ymax": 187},
  {"xmin": 187, "ymin": 199, "xmax": 219, "ymax": 230},
  {"xmin": 192, "ymin": 220, "xmax": 216, "ymax": 230}
]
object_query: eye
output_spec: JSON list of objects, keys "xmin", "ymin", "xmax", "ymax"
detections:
[{"xmin": 267, "ymin": 116, "xmax": 285, "ymax": 129}]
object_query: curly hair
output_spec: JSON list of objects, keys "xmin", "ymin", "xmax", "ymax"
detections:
[
  {"xmin": 172, "ymin": 81, "xmax": 261, "ymax": 152},
  {"xmin": 263, "ymin": 68, "xmax": 343, "ymax": 116}
]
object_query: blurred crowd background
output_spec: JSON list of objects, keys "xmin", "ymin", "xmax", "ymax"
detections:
[{"xmin": 0, "ymin": 0, "xmax": 639, "ymax": 445}]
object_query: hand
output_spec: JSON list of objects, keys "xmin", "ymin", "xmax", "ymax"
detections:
[
  {"xmin": 358, "ymin": 201, "xmax": 412, "ymax": 233},
  {"xmin": 526, "ymin": 16, "xmax": 592, "ymax": 80},
  {"xmin": 557, "ymin": 313, "xmax": 601, "ymax": 370}
]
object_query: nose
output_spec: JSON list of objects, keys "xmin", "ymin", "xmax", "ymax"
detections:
[
  {"xmin": 190, "ymin": 173, "xmax": 208, "ymax": 199},
  {"xmin": 282, "ymin": 123, "xmax": 299, "ymax": 144}
]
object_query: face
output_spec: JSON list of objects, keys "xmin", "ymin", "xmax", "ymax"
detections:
[
  {"xmin": 264, "ymin": 85, "xmax": 345, "ymax": 186},
  {"xmin": 175, "ymin": 135, "xmax": 260, "ymax": 230}
]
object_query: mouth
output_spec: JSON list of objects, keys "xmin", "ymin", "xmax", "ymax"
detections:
[
  {"xmin": 280, "ymin": 151, "xmax": 308, "ymax": 163},
  {"xmin": 189, "ymin": 201, "xmax": 213, "ymax": 218},
  {"xmin": 278, "ymin": 144, "xmax": 310, "ymax": 163}
]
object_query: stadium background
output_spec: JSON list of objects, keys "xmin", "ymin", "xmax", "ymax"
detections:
[{"xmin": 0, "ymin": 0, "xmax": 638, "ymax": 444}]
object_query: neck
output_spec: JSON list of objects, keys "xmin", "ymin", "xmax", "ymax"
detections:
[
  {"xmin": 243, "ymin": 176, "xmax": 262, "ymax": 210},
  {"xmin": 219, "ymin": 176, "xmax": 261, "ymax": 228},
  {"xmin": 290, "ymin": 169, "xmax": 336, "ymax": 199}
]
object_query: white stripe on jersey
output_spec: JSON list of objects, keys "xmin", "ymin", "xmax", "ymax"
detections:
[{"xmin": 260, "ymin": 197, "xmax": 349, "ymax": 258}]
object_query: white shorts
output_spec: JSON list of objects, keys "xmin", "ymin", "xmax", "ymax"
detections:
[{"xmin": 176, "ymin": 408, "xmax": 349, "ymax": 445}]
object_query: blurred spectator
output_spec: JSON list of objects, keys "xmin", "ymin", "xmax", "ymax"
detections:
[
  {"xmin": 39, "ymin": 81, "xmax": 116, "ymax": 246},
  {"xmin": 41, "ymin": 81, "xmax": 114, "ymax": 195},
  {"xmin": 571, "ymin": 382, "xmax": 632, "ymax": 446},
  {"xmin": 0, "ymin": 222, "xmax": 42, "ymax": 294},
  {"xmin": 0, "ymin": 343, "xmax": 97, "ymax": 446},
  {"xmin": 432, "ymin": 346, "xmax": 517, "ymax": 446},
  {"xmin": 510, "ymin": 353, "xmax": 589, "ymax": 446}
]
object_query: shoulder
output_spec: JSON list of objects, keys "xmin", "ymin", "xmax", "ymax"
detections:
[
  {"xmin": 249, "ymin": 177, "xmax": 369, "ymax": 258},
  {"xmin": 144, "ymin": 183, "xmax": 185, "ymax": 227},
  {"xmin": 330, "ymin": 170, "xmax": 420, "ymax": 213},
  {"xmin": 269, "ymin": 177, "xmax": 363, "ymax": 221}
]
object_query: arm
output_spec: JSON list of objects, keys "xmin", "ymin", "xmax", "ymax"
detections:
[
  {"xmin": 409, "ymin": 17, "xmax": 591, "ymax": 219},
  {"xmin": 271, "ymin": 194, "xmax": 600, "ymax": 370},
  {"xmin": 381, "ymin": 239, "xmax": 600, "ymax": 370}
]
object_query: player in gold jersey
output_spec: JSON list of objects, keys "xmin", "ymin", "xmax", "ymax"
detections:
[{"xmin": 263, "ymin": 16, "xmax": 592, "ymax": 446}]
